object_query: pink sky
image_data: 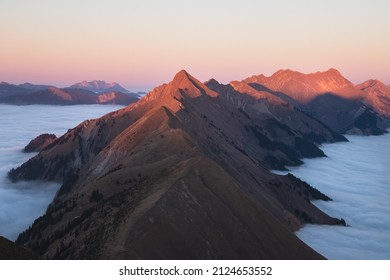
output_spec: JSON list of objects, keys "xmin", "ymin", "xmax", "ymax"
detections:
[{"xmin": 1, "ymin": 0, "xmax": 389, "ymax": 91}]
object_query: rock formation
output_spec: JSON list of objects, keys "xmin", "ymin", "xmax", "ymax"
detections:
[{"xmin": 24, "ymin": 134, "xmax": 57, "ymax": 153}]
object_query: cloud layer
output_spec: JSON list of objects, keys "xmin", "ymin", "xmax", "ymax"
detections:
[
  {"xmin": 0, "ymin": 104, "xmax": 123, "ymax": 240},
  {"xmin": 288, "ymin": 133, "xmax": 390, "ymax": 259}
]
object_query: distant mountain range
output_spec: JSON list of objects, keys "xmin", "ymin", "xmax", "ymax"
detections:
[
  {"xmin": 0, "ymin": 80, "xmax": 143, "ymax": 105},
  {"xmin": 6, "ymin": 68, "xmax": 390, "ymax": 260},
  {"xmin": 69, "ymin": 80, "xmax": 131, "ymax": 94}
]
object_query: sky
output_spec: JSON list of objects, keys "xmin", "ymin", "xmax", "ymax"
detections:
[{"xmin": 1, "ymin": 0, "xmax": 389, "ymax": 91}]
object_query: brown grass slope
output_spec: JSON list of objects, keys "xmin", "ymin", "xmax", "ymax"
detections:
[{"xmin": 9, "ymin": 70, "xmax": 345, "ymax": 259}]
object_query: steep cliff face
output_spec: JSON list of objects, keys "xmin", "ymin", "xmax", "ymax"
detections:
[{"xmin": 10, "ymin": 70, "xmax": 345, "ymax": 260}]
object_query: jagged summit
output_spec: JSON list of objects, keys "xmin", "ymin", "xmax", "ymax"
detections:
[
  {"xmin": 169, "ymin": 69, "xmax": 199, "ymax": 92},
  {"xmin": 243, "ymin": 68, "xmax": 358, "ymax": 103},
  {"xmin": 205, "ymin": 78, "xmax": 220, "ymax": 85},
  {"xmin": 323, "ymin": 67, "xmax": 341, "ymax": 75},
  {"xmin": 358, "ymin": 79, "xmax": 386, "ymax": 89},
  {"xmin": 172, "ymin": 69, "xmax": 190, "ymax": 80},
  {"xmin": 142, "ymin": 70, "xmax": 218, "ymax": 107},
  {"xmin": 170, "ymin": 69, "xmax": 219, "ymax": 98},
  {"xmin": 268, "ymin": 68, "xmax": 349, "ymax": 85},
  {"xmin": 271, "ymin": 68, "xmax": 341, "ymax": 77},
  {"xmin": 272, "ymin": 68, "xmax": 298, "ymax": 76}
]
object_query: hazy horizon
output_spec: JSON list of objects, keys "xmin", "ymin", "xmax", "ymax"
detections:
[{"xmin": 1, "ymin": 0, "xmax": 389, "ymax": 89}]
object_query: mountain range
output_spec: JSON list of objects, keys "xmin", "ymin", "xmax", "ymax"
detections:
[
  {"xmin": 5, "ymin": 68, "xmax": 390, "ymax": 259},
  {"xmin": 0, "ymin": 80, "xmax": 141, "ymax": 105},
  {"xmin": 69, "ymin": 80, "xmax": 131, "ymax": 94},
  {"xmin": 242, "ymin": 68, "xmax": 389, "ymax": 135}
]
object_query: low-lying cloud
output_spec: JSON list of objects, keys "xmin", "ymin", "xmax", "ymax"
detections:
[
  {"xmin": 0, "ymin": 179, "xmax": 60, "ymax": 241},
  {"xmin": 0, "ymin": 104, "xmax": 123, "ymax": 241},
  {"xmin": 286, "ymin": 133, "xmax": 390, "ymax": 259}
]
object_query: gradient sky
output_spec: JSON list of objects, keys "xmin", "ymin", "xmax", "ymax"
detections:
[{"xmin": 1, "ymin": 0, "xmax": 389, "ymax": 91}]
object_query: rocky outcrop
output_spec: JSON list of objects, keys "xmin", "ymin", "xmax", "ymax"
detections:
[
  {"xmin": 24, "ymin": 133, "xmax": 57, "ymax": 153},
  {"xmin": 9, "ymin": 70, "xmax": 346, "ymax": 260}
]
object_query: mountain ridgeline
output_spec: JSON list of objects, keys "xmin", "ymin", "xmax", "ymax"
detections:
[
  {"xmin": 8, "ymin": 69, "xmax": 390, "ymax": 259},
  {"xmin": 0, "ymin": 80, "xmax": 140, "ymax": 105},
  {"xmin": 242, "ymin": 68, "xmax": 390, "ymax": 135}
]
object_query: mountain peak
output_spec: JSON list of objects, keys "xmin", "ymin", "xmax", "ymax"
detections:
[
  {"xmin": 315, "ymin": 68, "xmax": 343, "ymax": 79},
  {"xmin": 169, "ymin": 70, "xmax": 218, "ymax": 98},
  {"xmin": 356, "ymin": 79, "xmax": 390, "ymax": 117},
  {"xmin": 272, "ymin": 68, "xmax": 343, "ymax": 79},
  {"xmin": 70, "ymin": 80, "xmax": 129, "ymax": 93},
  {"xmin": 204, "ymin": 78, "xmax": 220, "ymax": 87},
  {"xmin": 325, "ymin": 67, "xmax": 340, "ymax": 74},
  {"xmin": 359, "ymin": 79, "xmax": 383, "ymax": 87},
  {"xmin": 357, "ymin": 79, "xmax": 388, "ymax": 91},
  {"xmin": 142, "ymin": 70, "xmax": 218, "ymax": 107},
  {"xmin": 173, "ymin": 69, "xmax": 190, "ymax": 80},
  {"xmin": 170, "ymin": 69, "xmax": 193, "ymax": 88},
  {"xmin": 272, "ymin": 69, "xmax": 300, "ymax": 78}
]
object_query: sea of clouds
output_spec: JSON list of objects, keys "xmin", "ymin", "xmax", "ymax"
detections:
[
  {"xmin": 279, "ymin": 133, "xmax": 390, "ymax": 259},
  {"xmin": 0, "ymin": 104, "xmax": 123, "ymax": 241},
  {"xmin": 1, "ymin": 104, "xmax": 389, "ymax": 259}
]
